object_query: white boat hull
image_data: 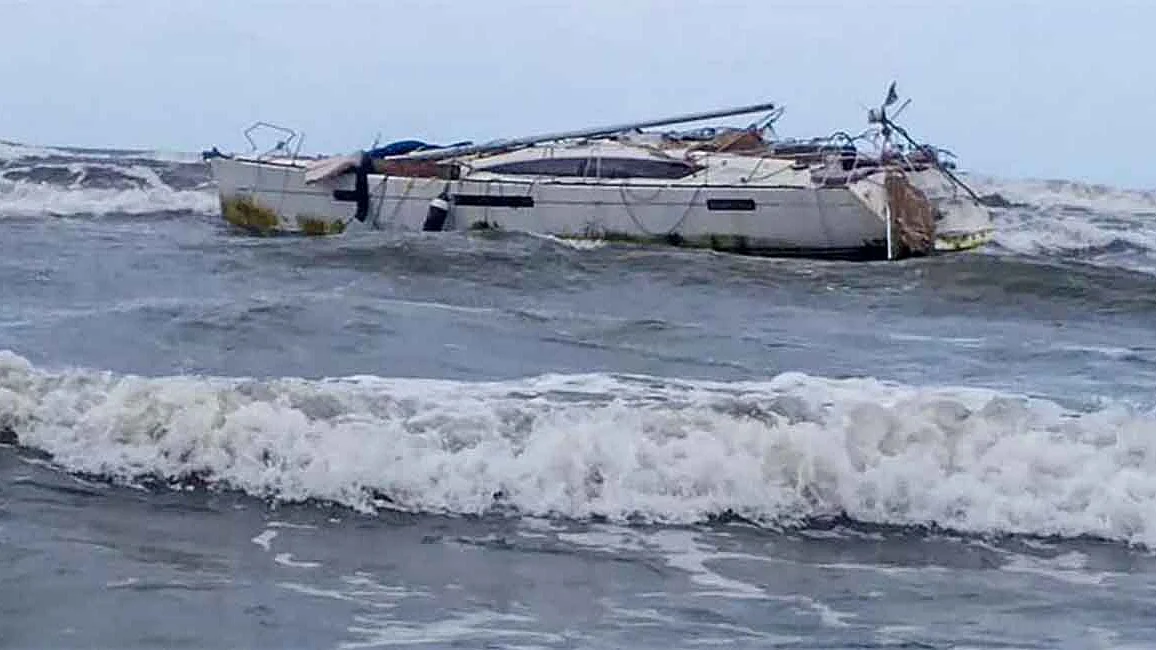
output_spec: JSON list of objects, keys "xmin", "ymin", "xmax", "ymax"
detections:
[{"xmin": 208, "ymin": 155, "xmax": 993, "ymax": 260}]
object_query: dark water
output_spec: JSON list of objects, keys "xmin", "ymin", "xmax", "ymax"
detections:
[{"xmin": 2, "ymin": 143, "xmax": 1156, "ymax": 648}]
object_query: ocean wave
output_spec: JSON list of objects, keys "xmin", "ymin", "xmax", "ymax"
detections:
[
  {"xmin": 2, "ymin": 350, "xmax": 1153, "ymax": 547},
  {"xmin": 0, "ymin": 179, "xmax": 217, "ymax": 218},
  {"xmin": 0, "ymin": 159, "xmax": 216, "ymax": 217},
  {"xmin": 966, "ymin": 174, "xmax": 1156, "ymax": 273},
  {"xmin": 968, "ymin": 175, "xmax": 1156, "ymax": 215},
  {"xmin": 1, "ymin": 139, "xmax": 215, "ymax": 217},
  {"xmin": 0, "ymin": 139, "xmax": 203, "ymax": 165}
]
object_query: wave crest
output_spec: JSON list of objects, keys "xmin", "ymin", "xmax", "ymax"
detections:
[
  {"xmin": 967, "ymin": 175, "xmax": 1156, "ymax": 273},
  {"xmin": 2, "ymin": 350, "xmax": 1153, "ymax": 546},
  {"xmin": 0, "ymin": 142, "xmax": 215, "ymax": 217}
]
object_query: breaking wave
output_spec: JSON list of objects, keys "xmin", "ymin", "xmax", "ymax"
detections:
[
  {"xmin": 0, "ymin": 140, "xmax": 215, "ymax": 217},
  {"xmin": 965, "ymin": 174, "xmax": 1156, "ymax": 274},
  {"xmin": 2, "ymin": 350, "xmax": 1153, "ymax": 547}
]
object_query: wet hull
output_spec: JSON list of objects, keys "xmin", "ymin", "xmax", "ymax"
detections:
[{"xmin": 208, "ymin": 156, "xmax": 992, "ymax": 260}]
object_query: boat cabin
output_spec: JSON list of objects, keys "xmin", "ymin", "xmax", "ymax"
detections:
[{"xmin": 465, "ymin": 142, "xmax": 702, "ymax": 180}]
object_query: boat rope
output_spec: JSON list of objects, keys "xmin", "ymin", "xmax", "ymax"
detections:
[
  {"xmin": 744, "ymin": 162, "xmax": 797, "ymax": 183},
  {"xmin": 373, "ymin": 176, "xmax": 419, "ymax": 229},
  {"xmin": 619, "ymin": 184, "xmax": 701, "ymax": 237},
  {"xmin": 880, "ymin": 117, "xmax": 982, "ymax": 203},
  {"xmin": 741, "ymin": 155, "xmax": 769, "ymax": 182},
  {"xmin": 619, "ymin": 183, "xmax": 668, "ymax": 203},
  {"xmin": 370, "ymin": 173, "xmax": 389, "ymax": 228}
]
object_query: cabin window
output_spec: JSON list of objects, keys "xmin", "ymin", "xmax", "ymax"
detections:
[
  {"xmin": 589, "ymin": 157, "xmax": 698, "ymax": 180},
  {"xmin": 480, "ymin": 156, "xmax": 697, "ymax": 179},
  {"xmin": 480, "ymin": 158, "xmax": 588, "ymax": 177}
]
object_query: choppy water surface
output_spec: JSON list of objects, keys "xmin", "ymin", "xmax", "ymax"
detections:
[{"xmin": 2, "ymin": 141, "xmax": 1156, "ymax": 648}]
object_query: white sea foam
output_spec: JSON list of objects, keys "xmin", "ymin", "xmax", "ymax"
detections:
[
  {"xmin": 2, "ymin": 139, "xmax": 216, "ymax": 217},
  {"xmin": 343, "ymin": 610, "xmax": 562, "ymax": 649},
  {"xmin": 267, "ymin": 520, "xmax": 318, "ymax": 530},
  {"xmin": 251, "ymin": 529, "xmax": 277, "ymax": 551},
  {"xmin": 274, "ymin": 552, "xmax": 322, "ymax": 569},
  {"xmin": 526, "ymin": 232, "xmax": 608, "ymax": 251},
  {"xmin": 2, "ymin": 349, "xmax": 1155, "ymax": 546},
  {"xmin": 993, "ymin": 208, "xmax": 1156, "ymax": 268},
  {"xmin": 999, "ymin": 551, "xmax": 1117, "ymax": 586},
  {"xmin": 965, "ymin": 174, "xmax": 1156, "ymax": 270},
  {"xmin": 285, "ymin": 570, "xmax": 562, "ymax": 650},
  {"xmin": 644, "ymin": 529, "xmax": 767, "ymax": 599},
  {"xmin": 602, "ymin": 599, "xmax": 798, "ymax": 643},
  {"xmin": 0, "ymin": 173, "xmax": 217, "ymax": 218}
]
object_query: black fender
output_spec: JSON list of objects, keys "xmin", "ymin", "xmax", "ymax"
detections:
[{"xmin": 422, "ymin": 189, "xmax": 452, "ymax": 232}]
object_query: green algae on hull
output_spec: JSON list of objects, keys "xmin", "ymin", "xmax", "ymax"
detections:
[
  {"xmin": 297, "ymin": 216, "xmax": 346, "ymax": 236},
  {"xmin": 221, "ymin": 195, "xmax": 346, "ymax": 236},
  {"xmin": 221, "ymin": 195, "xmax": 281, "ymax": 235}
]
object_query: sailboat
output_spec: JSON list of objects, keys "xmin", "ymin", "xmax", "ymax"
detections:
[{"xmin": 202, "ymin": 84, "xmax": 993, "ymax": 260}]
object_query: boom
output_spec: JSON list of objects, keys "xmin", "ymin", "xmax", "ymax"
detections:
[{"xmin": 391, "ymin": 100, "xmax": 780, "ymax": 161}]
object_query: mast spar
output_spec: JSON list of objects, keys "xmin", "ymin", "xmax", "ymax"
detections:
[{"xmin": 390, "ymin": 101, "xmax": 781, "ymax": 162}]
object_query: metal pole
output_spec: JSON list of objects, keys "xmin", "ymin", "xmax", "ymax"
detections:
[
  {"xmin": 391, "ymin": 101, "xmax": 779, "ymax": 162},
  {"xmin": 885, "ymin": 203, "xmax": 894, "ymax": 261}
]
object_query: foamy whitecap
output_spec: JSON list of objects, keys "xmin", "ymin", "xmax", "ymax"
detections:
[
  {"xmin": 0, "ymin": 174, "xmax": 216, "ymax": 218},
  {"xmin": 526, "ymin": 232, "xmax": 608, "ymax": 250},
  {"xmin": 962, "ymin": 173, "xmax": 1156, "ymax": 272},
  {"xmin": 1, "ymin": 349, "xmax": 1154, "ymax": 546},
  {"xmin": 1, "ymin": 139, "xmax": 215, "ymax": 217},
  {"xmin": 966, "ymin": 175, "xmax": 1156, "ymax": 215}
]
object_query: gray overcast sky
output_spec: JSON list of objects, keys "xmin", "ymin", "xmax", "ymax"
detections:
[{"xmin": 4, "ymin": 0, "xmax": 1153, "ymax": 188}]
